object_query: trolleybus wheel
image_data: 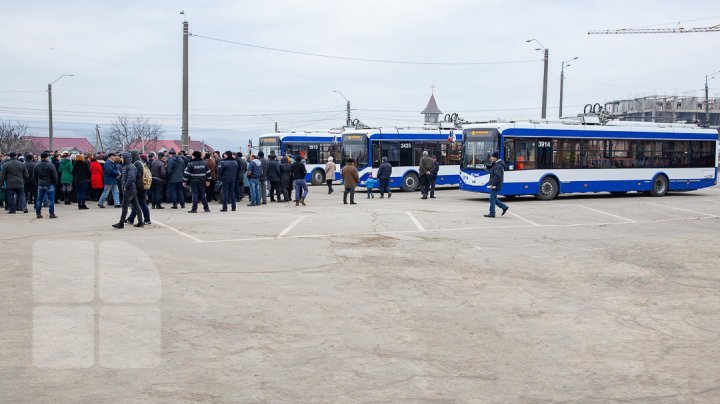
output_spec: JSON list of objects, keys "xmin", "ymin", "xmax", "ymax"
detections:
[
  {"xmin": 311, "ymin": 169, "xmax": 325, "ymax": 186},
  {"xmin": 402, "ymin": 173, "xmax": 419, "ymax": 192},
  {"xmin": 650, "ymin": 175, "xmax": 669, "ymax": 197},
  {"xmin": 536, "ymin": 177, "xmax": 559, "ymax": 200}
]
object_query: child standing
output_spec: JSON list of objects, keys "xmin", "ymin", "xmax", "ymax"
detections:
[{"xmin": 365, "ymin": 175, "xmax": 378, "ymax": 199}]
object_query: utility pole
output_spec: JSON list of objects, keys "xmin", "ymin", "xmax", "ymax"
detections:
[
  {"xmin": 182, "ymin": 19, "xmax": 189, "ymax": 152},
  {"xmin": 333, "ymin": 90, "xmax": 351, "ymax": 126},
  {"xmin": 48, "ymin": 84, "xmax": 53, "ymax": 151},
  {"xmin": 95, "ymin": 124, "xmax": 104, "ymax": 152},
  {"xmin": 542, "ymin": 49, "xmax": 549, "ymax": 119},
  {"xmin": 47, "ymin": 74, "xmax": 73, "ymax": 151},
  {"xmin": 346, "ymin": 100, "xmax": 351, "ymax": 125},
  {"xmin": 559, "ymin": 57, "xmax": 578, "ymax": 118},
  {"xmin": 706, "ymin": 75, "xmax": 710, "ymax": 126},
  {"xmin": 526, "ymin": 39, "xmax": 548, "ymax": 119},
  {"xmin": 274, "ymin": 122, "xmax": 278, "ymax": 133}
]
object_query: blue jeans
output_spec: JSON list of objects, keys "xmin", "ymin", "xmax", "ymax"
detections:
[
  {"xmin": 489, "ymin": 189, "xmax": 508, "ymax": 215},
  {"xmin": 294, "ymin": 179, "xmax": 308, "ymax": 201},
  {"xmin": 76, "ymin": 181, "xmax": 89, "ymax": 205},
  {"xmin": 7, "ymin": 187, "xmax": 26, "ymax": 213},
  {"xmin": 98, "ymin": 184, "xmax": 120, "ymax": 206},
  {"xmin": 248, "ymin": 178, "xmax": 260, "ymax": 205},
  {"xmin": 168, "ymin": 182, "xmax": 185, "ymax": 207},
  {"xmin": 36, "ymin": 185, "xmax": 55, "ymax": 215},
  {"xmin": 222, "ymin": 181, "xmax": 236, "ymax": 209}
]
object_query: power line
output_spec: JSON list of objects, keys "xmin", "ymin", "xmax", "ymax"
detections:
[{"xmin": 189, "ymin": 33, "xmax": 539, "ymax": 66}]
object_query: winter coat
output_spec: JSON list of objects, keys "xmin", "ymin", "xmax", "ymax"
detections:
[
  {"xmin": 34, "ymin": 160, "xmax": 58, "ymax": 187},
  {"xmin": 206, "ymin": 158, "xmax": 217, "ymax": 181},
  {"xmin": 236, "ymin": 156, "xmax": 247, "ymax": 176},
  {"xmin": 24, "ymin": 160, "xmax": 37, "ymax": 185},
  {"xmin": 166, "ymin": 155, "xmax": 186, "ymax": 183},
  {"xmin": 291, "ymin": 161, "xmax": 307, "ymax": 181},
  {"xmin": 0, "ymin": 158, "xmax": 29, "ymax": 189},
  {"xmin": 90, "ymin": 160, "xmax": 104, "ymax": 189},
  {"xmin": 267, "ymin": 159, "xmax": 281, "ymax": 182},
  {"xmin": 418, "ymin": 155, "xmax": 434, "ymax": 176},
  {"xmin": 364, "ymin": 178, "xmax": 379, "ymax": 189},
  {"xmin": 377, "ymin": 162, "xmax": 392, "ymax": 180},
  {"xmin": 183, "ymin": 158, "xmax": 211, "ymax": 185},
  {"xmin": 325, "ymin": 161, "xmax": 336, "ymax": 181},
  {"xmin": 103, "ymin": 159, "xmax": 120, "ymax": 186},
  {"xmin": 72, "ymin": 160, "xmax": 91, "ymax": 184},
  {"xmin": 217, "ymin": 158, "xmax": 238, "ymax": 183},
  {"xmin": 280, "ymin": 162, "xmax": 293, "ymax": 187},
  {"xmin": 58, "ymin": 158, "xmax": 74, "ymax": 184},
  {"xmin": 341, "ymin": 164, "xmax": 359, "ymax": 189},
  {"xmin": 488, "ymin": 160, "xmax": 507, "ymax": 191},
  {"xmin": 431, "ymin": 161, "xmax": 440, "ymax": 179},
  {"xmin": 259, "ymin": 157, "xmax": 269, "ymax": 180},
  {"xmin": 247, "ymin": 159, "xmax": 263, "ymax": 179},
  {"xmin": 120, "ymin": 153, "xmax": 137, "ymax": 191},
  {"xmin": 151, "ymin": 158, "xmax": 166, "ymax": 180}
]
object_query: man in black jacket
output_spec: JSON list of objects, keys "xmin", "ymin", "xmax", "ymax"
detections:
[
  {"xmin": 113, "ymin": 152, "xmax": 143, "ymax": 228},
  {"xmin": 377, "ymin": 156, "xmax": 393, "ymax": 198},
  {"xmin": 151, "ymin": 152, "xmax": 167, "ymax": 209},
  {"xmin": 484, "ymin": 151, "xmax": 509, "ymax": 218},
  {"xmin": 184, "ymin": 150, "xmax": 211, "ymax": 213},
  {"xmin": 267, "ymin": 154, "xmax": 282, "ymax": 202},
  {"xmin": 166, "ymin": 149, "xmax": 186, "ymax": 209},
  {"xmin": 0, "ymin": 152, "xmax": 29, "ymax": 213},
  {"xmin": 235, "ymin": 152, "xmax": 247, "ymax": 201},
  {"xmin": 429, "ymin": 155, "xmax": 440, "ymax": 199},
  {"xmin": 258, "ymin": 151, "xmax": 269, "ymax": 204},
  {"xmin": 217, "ymin": 151, "xmax": 238, "ymax": 211},
  {"xmin": 33, "ymin": 152, "xmax": 58, "ymax": 219}
]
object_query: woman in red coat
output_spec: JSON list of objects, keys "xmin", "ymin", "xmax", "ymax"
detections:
[{"xmin": 89, "ymin": 157, "xmax": 104, "ymax": 201}]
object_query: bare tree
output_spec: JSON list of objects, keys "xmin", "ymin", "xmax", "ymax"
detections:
[
  {"xmin": 102, "ymin": 115, "xmax": 164, "ymax": 152},
  {"xmin": 0, "ymin": 120, "xmax": 36, "ymax": 154}
]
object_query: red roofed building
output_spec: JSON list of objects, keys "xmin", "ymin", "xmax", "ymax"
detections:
[
  {"xmin": 27, "ymin": 136, "xmax": 96, "ymax": 155},
  {"xmin": 127, "ymin": 139, "xmax": 215, "ymax": 154}
]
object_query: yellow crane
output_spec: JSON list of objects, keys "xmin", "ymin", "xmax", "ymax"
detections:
[{"xmin": 588, "ymin": 23, "xmax": 720, "ymax": 35}]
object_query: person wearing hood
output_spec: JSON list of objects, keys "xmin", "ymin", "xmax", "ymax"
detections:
[
  {"xmin": 112, "ymin": 152, "xmax": 143, "ymax": 229},
  {"xmin": 325, "ymin": 156, "xmax": 336, "ymax": 194},
  {"xmin": 71, "ymin": 154, "xmax": 91, "ymax": 209},
  {"xmin": 126, "ymin": 151, "xmax": 151, "ymax": 225},
  {"xmin": 98, "ymin": 153, "xmax": 121, "ymax": 208},
  {"xmin": 183, "ymin": 150, "xmax": 211, "ymax": 213},
  {"xmin": 484, "ymin": 151, "xmax": 509, "ymax": 218},
  {"xmin": 58, "ymin": 152, "xmax": 74, "ymax": 204},
  {"xmin": 217, "ymin": 151, "xmax": 238, "ymax": 211}
]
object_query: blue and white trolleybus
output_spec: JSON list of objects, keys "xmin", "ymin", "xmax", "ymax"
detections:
[
  {"xmin": 459, "ymin": 120, "xmax": 718, "ymax": 199},
  {"xmin": 258, "ymin": 131, "xmax": 343, "ymax": 184}
]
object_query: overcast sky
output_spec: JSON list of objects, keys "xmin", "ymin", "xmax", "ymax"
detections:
[{"xmin": 2, "ymin": 0, "xmax": 720, "ymax": 151}]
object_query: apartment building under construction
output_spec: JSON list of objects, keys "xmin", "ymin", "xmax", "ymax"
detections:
[{"xmin": 604, "ymin": 95, "xmax": 720, "ymax": 127}]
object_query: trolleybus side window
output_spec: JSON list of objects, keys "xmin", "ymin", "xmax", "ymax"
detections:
[
  {"xmin": 413, "ymin": 142, "xmax": 441, "ymax": 164},
  {"xmin": 552, "ymin": 139, "xmax": 582, "ymax": 169},
  {"xmin": 441, "ymin": 142, "xmax": 463, "ymax": 166},
  {"xmin": 537, "ymin": 138, "xmax": 553, "ymax": 169},
  {"xmin": 503, "ymin": 139, "xmax": 514, "ymax": 167},
  {"xmin": 514, "ymin": 139, "xmax": 536, "ymax": 170},
  {"xmin": 638, "ymin": 140, "xmax": 662, "ymax": 168},
  {"xmin": 690, "ymin": 141, "xmax": 716, "ymax": 168},
  {"xmin": 610, "ymin": 140, "xmax": 637, "ymax": 168},
  {"xmin": 584, "ymin": 139, "xmax": 611, "ymax": 168},
  {"xmin": 662, "ymin": 141, "xmax": 689, "ymax": 168}
]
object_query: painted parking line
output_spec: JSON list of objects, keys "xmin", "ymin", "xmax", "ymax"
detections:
[
  {"xmin": 406, "ymin": 211, "xmax": 426, "ymax": 232},
  {"xmin": 575, "ymin": 205, "xmax": 636, "ymax": 223},
  {"xmin": 642, "ymin": 202, "xmax": 719, "ymax": 218},
  {"xmin": 153, "ymin": 220, "xmax": 203, "ymax": 243},
  {"xmin": 278, "ymin": 215, "xmax": 307, "ymax": 237},
  {"xmin": 508, "ymin": 212, "xmax": 541, "ymax": 226}
]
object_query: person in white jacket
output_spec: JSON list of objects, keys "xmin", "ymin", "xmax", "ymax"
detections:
[{"xmin": 325, "ymin": 156, "xmax": 337, "ymax": 194}]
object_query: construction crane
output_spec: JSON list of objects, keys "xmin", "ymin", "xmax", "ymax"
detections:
[{"xmin": 589, "ymin": 23, "xmax": 720, "ymax": 35}]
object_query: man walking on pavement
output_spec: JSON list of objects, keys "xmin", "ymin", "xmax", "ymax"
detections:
[
  {"xmin": 113, "ymin": 152, "xmax": 143, "ymax": 229},
  {"xmin": 418, "ymin": 150, "xmax": 434, "ymax": 199},
  {"xmin": 484, "ymin": 151, "xmax": 509, "ymax": 218}
]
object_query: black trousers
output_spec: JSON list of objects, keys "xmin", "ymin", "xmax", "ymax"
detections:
[
  {"xmin": 420, "ymin": 174, "xmax": 430, "ymax": 196},
  {"xmin": 343, "ymin": 188, "xmax": 355, "ymax": 204},
  {"xmin": 270, "ymin": 181, "xmax": 282, "ymax": 201},
  {"xmin": 379, "ymin": 179, "xmax": 390, "ymax": 196},
  {"xmin": 120, "ymin": 188, "xmax": 142, "ymax": 224}
]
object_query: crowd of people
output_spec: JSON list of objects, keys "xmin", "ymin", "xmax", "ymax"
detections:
[{"xmin": 0, "ymin": 146, "xmax": 455, "ymax": 227}]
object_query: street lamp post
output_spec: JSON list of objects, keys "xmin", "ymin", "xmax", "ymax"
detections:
[
  {"xmin": 47, "ymin": 74, "xmax": 74, "ymax": 151},
  {"xmin": 526, "ymin": 39, "xmax": 549, "ymax": 119},
  {"xmin": 559, "ymin": 57, "xmax": 579, "ymax": 118},
  {"xmin": 333, "ymin": 90, "xmax": 351, "ymax": 126},
  {"xmin": 705, "ymin": 69, "xmax": 720, "ymax": 126}
]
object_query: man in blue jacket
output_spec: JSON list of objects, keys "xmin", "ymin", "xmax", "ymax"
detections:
[
  {"xmin": 217, "ymin": 151, "xmax": 238, "ymax": 212},
  {"xmin": 166, "ymin": 149, "xmax": 186, "ymax": 209},
  {"xmin": 98, "ymin": 153, "xmax": 121, "ymax": 208},
  {"xmin": 484, "ymin": 151, "xmax": 509, "ymax": 218}
]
